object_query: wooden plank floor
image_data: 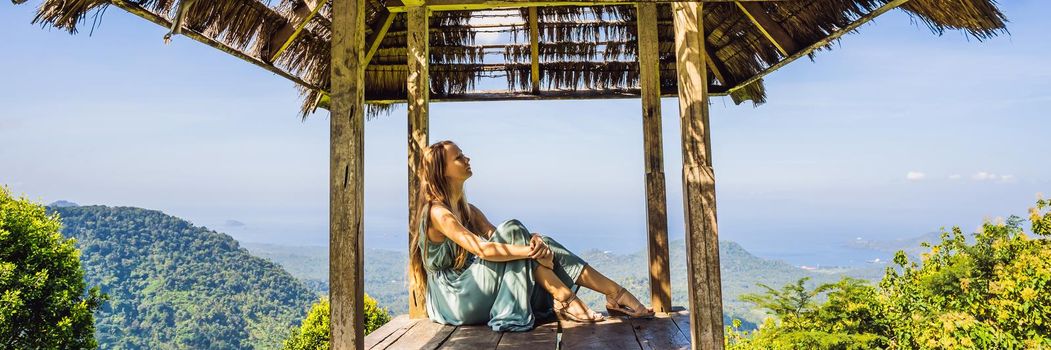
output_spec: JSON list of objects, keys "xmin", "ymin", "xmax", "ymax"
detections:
[{"xmin": 365, "ymin": 310, "xmax": 692, "ymax": 350}]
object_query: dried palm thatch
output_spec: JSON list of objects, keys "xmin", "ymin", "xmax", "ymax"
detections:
[{"xmin": 18, "ymin": 0, "xmax": 1007, "ymax": 117}]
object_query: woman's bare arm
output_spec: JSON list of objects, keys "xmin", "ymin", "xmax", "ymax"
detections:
[
  {"xmin": 469, "ymin": 204, "xmax": 553, "ymax": 266},
  {"xmin": 430, "ymin": 204, "xmax": 531, "ymax": 262}
]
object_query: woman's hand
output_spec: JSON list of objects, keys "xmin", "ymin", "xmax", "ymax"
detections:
[
  {"xmin": 529, "ymin": 233, "xmax": 544, "ymax": 248},
  {"xmin": 530, "ymin": 233, "xmax": 554, "ymax": 268}
]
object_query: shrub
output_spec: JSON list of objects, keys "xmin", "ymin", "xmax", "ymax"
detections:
[
  {"xmin": 728, "ymin": 198, "xmax": 1051, "ymax": 350},
  {"xmin": 0, "ymin": 187, "xmax": 107, "ymax": 348},
  {"xmin": 281, "ymin": 294, "xmax": 391, "ymax": 350}
]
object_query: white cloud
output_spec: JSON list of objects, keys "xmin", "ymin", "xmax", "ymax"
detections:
[
  {"xmin": 971, "ymin": 172, "xmax": 1017, "ymax": 183},
  {"xmin": 948, "ymin": 174, "xmax": 962, "ymax": 180},
  {"xmin": 906, "ymin": 171, "xmax": 926, "ymax": 181},
  {"xmin": 973, "ymin": 172, "xmax": 996, "ymax": 181}
]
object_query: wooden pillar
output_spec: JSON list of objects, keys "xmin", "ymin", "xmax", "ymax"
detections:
[
  {"xmin": 528, "ymin": 7, "xmax": 540, "ymax": 93},
  {"xmin": 330, "ymin": 0, "xmax": 367, "ymax": 348},
  {"xmin": 636, "ymin": 2, "xmax": 672, "ymax": 315},
  {"xmin": 406, "ymin": 3, "xmax": 430, "ymax": 319},
  {"xmin": 672, "ymin": 2, "xmax": 724, "ymax": 349}
]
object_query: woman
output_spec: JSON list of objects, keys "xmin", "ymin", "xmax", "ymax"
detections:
[{"xmin": 410, "ymin": 140, "xmax": 654, "ymax": 332}]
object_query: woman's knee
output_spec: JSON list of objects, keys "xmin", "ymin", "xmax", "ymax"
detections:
[
  {"xmin": 540, "ymin": 235, "xmax": 566, "ymax": 250},
  {"xmin": 493, "ymin": 219, "xmax": 530, "ymax": 243}
]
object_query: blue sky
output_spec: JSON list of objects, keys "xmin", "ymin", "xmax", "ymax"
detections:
[{"xmin": 2, "ymin": 1, "xmax": 1048, "ymax": 266}]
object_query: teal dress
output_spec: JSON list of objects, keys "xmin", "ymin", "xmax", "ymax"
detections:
[{"xmin": 419, "ymin": 202, "xmax": 589, "ymax": 331}]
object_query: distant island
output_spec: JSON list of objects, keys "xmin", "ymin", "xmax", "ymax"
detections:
[{"xmin": 48, "ymin": 200, "xmax": 79, "ymax": 207}]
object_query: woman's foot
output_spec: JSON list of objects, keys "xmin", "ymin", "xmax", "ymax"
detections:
[
  {"xmin": 605, "ymin": 287, "xmax": 655, "ymax": 318},
  {"xmin": 554, "ymin": 294, "xmax": 605, "ymax": 323}
]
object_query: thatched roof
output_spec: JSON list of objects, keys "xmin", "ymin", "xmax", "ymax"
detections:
[{"xmin": 17, "ymin": 0, "xmax": 1007, "ymax": 116}]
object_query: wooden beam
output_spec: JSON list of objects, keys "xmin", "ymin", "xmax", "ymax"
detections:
[
  {"xmin": 729, "ymin": 0, "xmax": 913, "ymax": 93},
  {"xmin": 704, "ymin": 45, "xmax": 732, "ymax": 87},
  {"xmin": 107, "ymin": 0, "xmax": 322, "ymax": 91},
  {"xmin": 267, "ymin": 0, "xmax": 324, "ymax": 63},
  {"xmin": 386, "ymin": 0, "xmax": 786, "ymax": 13},
  {"xmin": 406, "ymin": 4, "xmax": 431, "ymax": 320},
  {"xmin": 529, "ymin": 7, "xmax": 540, "ymax": 94},
  {"xmin": 330, "ymin": 0, "xmax": 367, "ymax": 348},
  {"xmin": 636, "ymin": 2, "xmax": 672, "ymax": 315},
  {"xmin": 672, "ymin": 2, "xmax": 724, "ymax": 350},
  {"xmin": 359, "ymin": 86, "xmax": 728, "ymax": 104},
  {"xmin": 317, "ymin": 87, "xmax": 733, "ymax": 110},
  {"xmin": 365, "ymin": 9, "xmax": 397, "ymax": 67},
  {"xmin": 735, "ymin": 1, "xmax": 798, "ymax": 57}
]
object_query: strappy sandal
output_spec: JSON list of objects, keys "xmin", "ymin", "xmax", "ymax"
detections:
[
  {"xmin": 605, "ymin": 287, "xmax": 655, "ymax": 318},
  {"xmin": 554, "ymin": 294, "xmax": 605, "ymax": 323}
]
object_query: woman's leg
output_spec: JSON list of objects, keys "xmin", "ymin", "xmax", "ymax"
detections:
[
  {"xmin": 533, "ymin": 265, "xmax": 573, "ymax": 301},
  {"xmin": 533, "ymin": 265, "xmax": 600, "ymax": 320},
  {"xmin": 538, "ymin": 235, "xmax": 622, "ymax": 296},
  {"xmin": 484, "ymin": 219, "xmax": 540, "ymax": 331},
  {"xmin": 578, "ymin": 265, "xmax": 652, "ymax": 315},
  {"xmin": 575, "ymin": 265, "xmax": 621, "ymax": 296},
  {"xmin": 542, "ymin": 236, "xmax": 652, "ymax": 315}
]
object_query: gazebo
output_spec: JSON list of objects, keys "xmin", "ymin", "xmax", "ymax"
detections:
[{"xmin": 18, "ymin": 0, "xmax": 1005, "ymax": 348}]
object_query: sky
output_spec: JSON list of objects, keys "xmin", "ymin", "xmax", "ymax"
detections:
[{"xmin": 2, "ymin": 1, "xmax": 1048, "ymax": 266}]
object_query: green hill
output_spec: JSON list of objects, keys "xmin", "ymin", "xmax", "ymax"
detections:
[{"xmin": 51, "ymin": 206, "xmax": 316, "ymax": 350}]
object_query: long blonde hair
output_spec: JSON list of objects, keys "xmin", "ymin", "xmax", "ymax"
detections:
[{"xmin": 409, "ymin": 141, "xmax": 485, "ymax": 297}]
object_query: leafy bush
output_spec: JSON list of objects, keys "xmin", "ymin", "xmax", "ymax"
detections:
[
  {"xmin": 728, "ymin": 198, "xmax": 1051, "ymax": 350},
  {"xmin": 281, "ymin": 294, "xmax": 391, "ymax": 350},
  {"xmin": 881, "ymin": 197, "xmax": 1051, "ymax": 349},
  {"xmin": 0, "ymin": 188, "xmax": 106, "ymax": 348}
]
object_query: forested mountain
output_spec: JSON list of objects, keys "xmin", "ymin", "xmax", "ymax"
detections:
[
  {"xmin": 50, "ymin": 206, "xmax": 316, "ymax": 350},
  {"xmin": 246, "ymin": 240, "xmax": 880, "ymax": 329},
  {"xmin": 242, "ymin": 243, "xmax": 407, "ymax": 315}
]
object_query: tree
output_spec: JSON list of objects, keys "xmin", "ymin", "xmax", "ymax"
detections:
[
  {"xmin": 880, "ymin": 198, "xmax": 1051, "ymax": 349},
  {"xmin": 730, "ymin": 278, "xmax": 886, "ymax": 350},
  {"xmin": 281, "ymin": 294, "xmax": 391, "ymax": 350},
  {"xmin": 0, "ymin": 187, "xmax": 107, "ymax": 349},
  {"xmin": 728, "ymin": 197, "xmax": 1051, "ymax": 350}
]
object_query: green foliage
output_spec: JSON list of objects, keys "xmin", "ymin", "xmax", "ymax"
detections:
[
  {"xmin": 739, "ymin": 277, "xmax": 828, "ymax": 331},
  {"xmin": 729, "ymin": 278, "xmax": 887, "ymax": 350},
  {"xmin": 880, "ymin": 198, "xmax": 1051, "ymax": 349},
  {"xmin": 52, "ymin": 205, "xmax": 317, "ymax": 349},
  {"xmin": 0, "ymin": 188, "xmax": 106, "ymax": 349},
  {"xmin": 281, "ymin": 294, "xmax": 391, "ymax": 350},
  {"xmin": 728, "ymin": 198, "xmax": 1051, "ymax": 350}
]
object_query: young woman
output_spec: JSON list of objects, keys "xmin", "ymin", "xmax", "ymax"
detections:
[{"xmin": 409, "ymin": 140, "xmax": 654, "ymax": 332}]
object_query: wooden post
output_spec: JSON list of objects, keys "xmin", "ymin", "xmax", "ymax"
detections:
[
  {"xmin": 330, "ymin": 0, "xmax": 367, "ymax": 348},
  {"xmin": 529, "ymin": 7, "xmax": 540, "ymax": 93},
  {"xmin": 406, "ymin": 3, "xmax": 431, "ymax": 320},
  {"xmin": 636, "ymin": 2, "xmax": 672, "ymax": 315},
  {"xmin": 672, "ymin": 2, "xmax": 724, "ymax": 349}
]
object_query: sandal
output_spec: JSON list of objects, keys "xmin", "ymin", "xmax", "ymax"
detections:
[
  {"xmin": 605, "ymin": 287, "xmax": 655, "ymax": 318},
  {"xmin": 554, "ymin": 294, "xmax": 605, "ymax": 323}
]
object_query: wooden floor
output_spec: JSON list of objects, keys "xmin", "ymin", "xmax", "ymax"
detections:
[{"xmin": 365, "ymin": 310, "xmax": 693, "ymax": 349}]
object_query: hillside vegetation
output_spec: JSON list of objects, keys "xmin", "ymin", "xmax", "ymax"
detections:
[{"xmin": 52, "ymin": 206, "xmax": 316, "ymax": 350}]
